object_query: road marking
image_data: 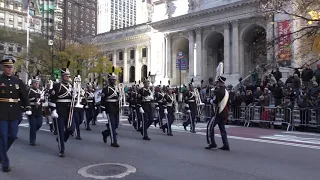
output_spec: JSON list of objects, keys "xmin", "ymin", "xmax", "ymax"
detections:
[
  {"xmin": 282, "ymin": 131, "xmax": 320, "ymax": 137},
  {"xmin": 260, "ymin": 135, "xmax": 320, "ymax": 145},
  {"xmin": 19, "ymin": 119, "xmax": 320, "ymax": 150},
  {"xmin": 78, "ymin": 163, "xmax": 136, "ymax": 179}
]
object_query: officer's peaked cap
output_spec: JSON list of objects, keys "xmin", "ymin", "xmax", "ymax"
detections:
[{"xmin": 1, "ymin": 55, "xmax": 16, "ymax": 67}]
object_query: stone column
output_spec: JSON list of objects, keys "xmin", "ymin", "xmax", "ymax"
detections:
[
  {"xmin": 188, "ymin": 30, "xmax": 195, "ymax": 77},
  {"xmin": 195, "ymin": 27, "xmax": 202, "ymax": 77},
  {"xmin": 112, "ymin": 50, "xmax": 117, "ymax": 67},
  {"xmin": 165, "ymin": 33, "xmax": 172, "ymax": 78},
  {"xmin": 239, "ymin": 40, "xmax": 245, "ymax": 77},
  {"xmin": 223, "ymin": 23, "xmax": 231, "ymax": 74},
  {"xmin": 232, "ymin": 20, "xmax": 240, "ymax": 75},
  {"xmin": 147, "ymin": 43, "xmax": 151, "ymax": 72},
  {"xmin": 134, "ymin": 46, "xmax": 140, "ymax": 81},
  {"xmin": 123, "ymin": 48, "xmax": 128, "ymax": 83}
]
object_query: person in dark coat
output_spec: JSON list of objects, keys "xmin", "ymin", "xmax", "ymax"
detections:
[
  {"xmin": 205, "ymin": 76, "xmax": 230, "ymax": 151},
  {"xmin": 272, "ymin": 68, "xmax": 282, "ymax": 82},
  {"xmin": 301, "ymin": 65, "xmax": 313, "ymax": 90}
]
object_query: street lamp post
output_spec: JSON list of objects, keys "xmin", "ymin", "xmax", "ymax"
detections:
[{"xmin": 48, "ymin": 40, "xmax": 54, "ymax": 80}]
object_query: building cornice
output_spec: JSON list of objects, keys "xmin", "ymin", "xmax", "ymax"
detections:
[{"xmin": 149, "ymin": 0, "xmax": 258, "ymax": 28}]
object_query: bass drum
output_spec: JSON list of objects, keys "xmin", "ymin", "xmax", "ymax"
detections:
[{"xmin": 94, "ymin": 89, "xmax": 103, "ymax": 103}]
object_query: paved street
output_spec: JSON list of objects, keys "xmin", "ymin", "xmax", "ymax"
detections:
[{"xmin": 1, "ymin": 117, "xmax": 319, "ymax": 180}]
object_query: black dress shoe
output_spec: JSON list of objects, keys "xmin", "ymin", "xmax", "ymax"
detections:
[
  {"xmin": 53, "ymin": 131, "xmax": 57, "ymax": 135},
  {"xmin": 111, "ymin": 143, "xmax": 120, "ymax": 148},
  {"xmin": 205, "ymin": 144, "xmax": 217, "ymax": 150},
  {"xmin": 183, "ymin": 124, "xmax": 187, "ymax": 131},
  {"xmin": 167, "ymin": 134, "xmax": 173, "ymax": 136},
  {"xmin": 59, "ymin": 152, "xmax": 65, "ymax": 157},
  {"xmin": 2, "ymin": 166, "xmax": 11, "ymax": 172},
  {"xmin": 101, "ymin": 132, "xmax": 107, "ymax": 143},
  {"xmin": 85, "ymin": 128, "xmax": 92, "ymax": 131},
  {"xmin": 143, "ymin": 137, "xmax": 151, "ymax": 140},
  {"xmin": 30, "ymin": 142, "xmax": 36, "ymax": 146},
  {"xmin": 219, "ymin": 146, "xmax": 230, "ymax": 151},
  {"xmin": 76, "ymin": 137, "xmax": 82, "ymax": 140}
]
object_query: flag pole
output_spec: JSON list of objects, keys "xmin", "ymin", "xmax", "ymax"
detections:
[{"xmin": 24, "ymin": 1, "xmax": 30, "ymax": 84}]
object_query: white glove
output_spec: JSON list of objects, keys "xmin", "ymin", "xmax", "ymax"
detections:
[
  {"xmin": 40, "ymin": 95, "xmax": 45, "ymax": 100},
  {"xmin": 102, "ymin": 111, "xmax": 107, "ymax": 118},
  {"xmin": 37, "ymin": 102, "xmax": 41, "ymax": 106},
  {"xmin": 95, "ymin": 107, "xmax": 97, "ymax": 110},
  {"xmin": 146, "ymin": 96, "xmax": 154, "ymax": 101},
  {"xmin": 139, "ymin": 107, "xmax": 144, "ymax": 114},
  {"xmin": 42, "ymin": 102, "xmax": 48, "ymax": 107},
  {"xmin": 210, "ymin": 99, "xmax": 214, "ymax": 105},
  {"xmin": 187, "ymin": 110, "xmax": 191, "ymax": 113},
  {"xmin": 51, "ymin": 110, "xmax": 58, "ymax": 118},
  {"xmin": 164, "ymin": 109, "xmax": 168, "ymax": 114},
  {"xmin": 156, "ymin": 107, "xmax": 159, "ymax": 110},
  {"xmin": 25, "ymin": 110, "xmax": 32, "ymax": 115}
]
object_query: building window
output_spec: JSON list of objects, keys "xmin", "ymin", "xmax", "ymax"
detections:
[
  {"xmin": 30, "ymin": 2, "xmax": 34, "ymax": 8},
  {"xmin": 130, "ymin": 50, "xmax": 134, "ymax": 59},
  {"xmin": 18, "ymin": 16, "xmax": 22, "ymax": 26},
  {"xmin": 9, "ymin": 2, "xmax": 13, "ymax": 10},
  {"xmin": 0, "ymin": 44, "xmax": 4, "ymax": 50},
  {"xmin": 8, "ymin": 47, "xmax": 13, "ymax": 52},
  {"xmin": 142, "ymin": 48, "xmax": 147, "ymax": 58},
  {"xmin": 17, "ymin": 46, "xmax": 22, "ymax": 52},
  {"xmin": 119, "ymin": 51, "xmax": 123, "ymax": 60},
  {"xmin": 0, "ymin": 1, "xmax": 4, "ymax": 8},
  {"xmin": 8, "ymin": 15, "xmax": 13, "ymax": 24},
  {"xmin": 0, "ymin": 12, "xmax": 4, "ymax": 20},
  {"xmin": 29, "ymin": 9, "xmax": 35, "ymax": 16}
]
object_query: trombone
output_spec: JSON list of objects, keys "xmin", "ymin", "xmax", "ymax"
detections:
[
  {"xmin": 194, "ymin": 88, "xmax": 204, "ymax": 119},
  {"xmin": 67, "ymin": 74, "xmax": 82, "ymax": 128}
]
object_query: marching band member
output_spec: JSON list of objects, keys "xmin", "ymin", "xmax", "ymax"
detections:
[
  {"xmin": 73, "ymin": 85, "xmax": 86, "ymax": 140},
  {"xmin": 182, "ymin": 79, "xmax": 197, "ymax": 133},
  {"xmin": 137, "ymin": 76, "xmax": 153, "ymax": 140},
  {"xmin": 154, "ymin": 85, "xmax": 165, "ymax": 128},
  {"xmin": 135, "ymin": 80, "xmax": 142, "ymax": 131},
  {"xmin": 49, "ymin": 61, "xmax": 74, "ymax": 157},
  {"xmin": 27, "ymin": 72, "xmax": 44, "ymax": 146},
  {"xmin": 205, "ymin": 76, "xmax": 230, "ymax": 151},
  {"xmin": 84, "ymin": 83, "xmax": 95, "ymax": 131},
  {"xmin": 101, "ymin": 67, "xmax": 120, "ymax": 147},
  {"xmin": 128, "ymin": 83, "xmax": 138, "ymax": 129},
  {"xmin": 0, "ymin": 56, "xmax": 31, "ymax": 172},
  {"xmin": 44, "ymin": 80, "xmax": 57, "ymax": 134},
  {"xmin": 161, "ymin": 85, "xmax": 175, "ymax": 136}
]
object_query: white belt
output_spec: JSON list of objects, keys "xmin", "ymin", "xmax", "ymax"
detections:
[
  {"xmin": 106, "ymin": 99, "xmax": 118, "ymax": 102},
  {"xmin": 87, "ymin": 100, "xmax": 93, "ymax": 102},
  {"xmin": 188, "ymin": 100, "xmax": 195, "ymax": 102},
  {"xmin": 56, "ymin": 99, "xmax": 72, "ymax": 103},
  {"xmin": 142, "ymin": 100, "xmax": 151, "ymax": 102},
  {"xmin": 30, "ymin": 102, "xmax": 38, "ymax": 105}
]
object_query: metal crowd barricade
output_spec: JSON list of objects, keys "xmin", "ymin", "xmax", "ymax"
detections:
[
  {"xmin": 246, "ymin": 106, "xmax": 292, "ymax": 131},
  {"xmin": 229, "ymin": 106, "xmax": 249, "ymax": 126},
  {"xmin": 291, "ymin": 108, "xmax": 320, "ymax": 131}
]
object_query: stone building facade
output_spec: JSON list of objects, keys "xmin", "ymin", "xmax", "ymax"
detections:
[{"xmin": 84, "ymin": 0, "xmax": 304, "ymax": 86}]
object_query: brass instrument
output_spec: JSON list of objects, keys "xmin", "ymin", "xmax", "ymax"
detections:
[
  {"xmin": 173, "ymin": 92, "xmax": 179, "ymax": 114},
  {"xmin": 194, "ymin": 88, "xmax": 204, "ymax": 118},
  {"xmin": 67, "ymin": 74, "xmax": 82, "ymax": 128}
]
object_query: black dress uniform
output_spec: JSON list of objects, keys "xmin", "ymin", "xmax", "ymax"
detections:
[
  {"xmin": 137, "ymin": 78, "xmax": 153, "ymax": 140},
  {"xmin": 49, "ymin": 66, "xmax": 74, "ymax": 157},
  {"xmin": 84, "ymin": 84, "xmax": 95, "ymax": 130},
  {"xmin": 128, "ymin": 86, "xmax": 138, "ymax": 129},
  {"xmin": 205, "ymin": 76, "xmax": 230, "ymax": 151},
  {"xmin": 154, "ymin": 87, "xmax": 165, "ymax": 127},
  {"xmin": 0, "ymin": 57, "xmax": 31, "ymax": 172},
  {"xmin": 44, "ymin": 82, "xmax": 58, "ymax": 135},
  {"xmin": 161, "ymin": 88, "xmax": 175, "ymax": 136},
  {"xmin": 27, "ymin": 75, "xmax": 44, "ymax": 146},
  {"xmin": 183, "ymin": 84, "xmax": 197, "ymax": 133},
  {"xmin": 101, "ymin": 71, "xmax": 120, "ymax": 147},
  {"xmin": 73, "ymin": 87, "xmax": 86, "ymax": 140}
]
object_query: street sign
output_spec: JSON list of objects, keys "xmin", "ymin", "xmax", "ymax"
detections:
[
  {"xmin": 54, "ymin": 69, "xmax": 61, "ymax": 79},
  {"xmin": 176, "ymin": 59, "xmax": 187, "ymax": 70},
  {"xmin": 177, "ymin": 51, "xmax": 184, "ymax": 59}
]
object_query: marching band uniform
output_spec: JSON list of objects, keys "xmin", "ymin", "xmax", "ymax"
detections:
[
  {"xmin": 27, "ymin": 74, "xmax": 44, "ymax": 146},
  {"xmin": 161, "ymin": 87, "xmax": 175, "ymax": 136},
  {"xmin": 49, "ymin": 64, "xmax": 74, "ymax": 157},
  {"xmin": 101, "ymin": 70, "xmax": 120, "ymax": 147},
  {"xmin": 137, "ymin": 78, "xmax": 153, "ymax": 140},
  {"xmin": 84, "ymin": 83, "xmax": 95, "ymax": 130},
  {"xmin": 183, "ymin": 84, "xmax": 197, "ymax": 133},
  {"xmin": 44, "ymin": 81, "xmax": 57, "ymax": 134},
  {"xmin": 205, "ymin": 76, "xmax": 230, "ymax": 151},
  {"xmin": 73, "ymin": 87, "xmax": 86, "ymax": 140},
  {"xmin": 0, "ymin": 56, "xmax": 31, "ymax": 172},
  {"xmin": 154, "ymin": 86, "xmax": 165, "ymax": 127},
  {"xmin": 128, "ymin": 86, "xmax": 138, "ymax": 129}
]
